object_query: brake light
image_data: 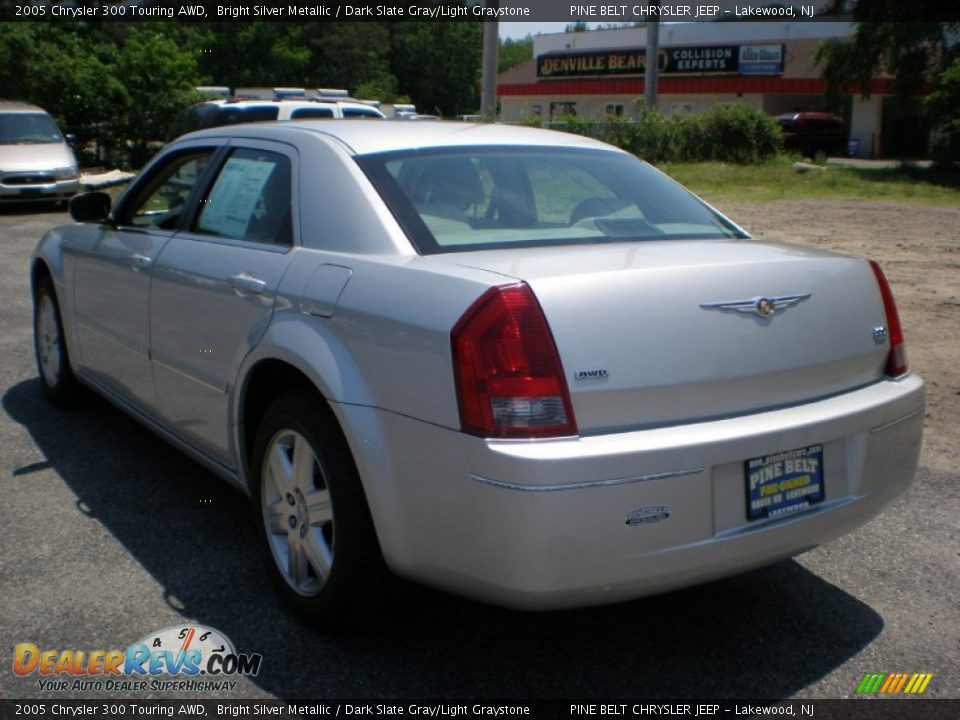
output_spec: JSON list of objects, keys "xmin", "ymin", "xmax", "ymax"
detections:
[
  {"xmin": 869, "ymin": 260, "xmax": 908, "ymax": 377},
  {"xmin": 451, "ymin": 283, "xmax": 577, "ymax": 438}
]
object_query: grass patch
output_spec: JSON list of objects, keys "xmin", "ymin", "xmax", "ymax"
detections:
[{"xmin": 656, "ymin": 156, "xmax": 960, "ymax": 206}]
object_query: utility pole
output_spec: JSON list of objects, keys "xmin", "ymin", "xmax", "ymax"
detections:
[
  {"xmin": 480, "ymin": 1, "xmax": 499, "ymax": 121},
  {"xmin": 644, "ymin": 12, "xmax": 660, "ymax": 111}
]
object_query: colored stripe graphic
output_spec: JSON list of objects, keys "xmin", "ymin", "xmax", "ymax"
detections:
[
  {"xmin": 904, "ymin": 674, "xmax": 934, "ymax": 694},
  {"xmin": 880, "ymin": 673, "xmax": 904, "ymax": 693},
  {"xmin": 857, "ymin": 672, "xmax": 933, "ymax": 694},
  {"xmin": 857, "ymin": 673, "xmax": 886, "ymax": 694}
]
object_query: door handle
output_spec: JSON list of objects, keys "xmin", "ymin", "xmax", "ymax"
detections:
[
  {"xmin": 228, "ymin": 273, "xmax": 267, "ymax": 295},
  {"xmin": 130, "ymin": 253, "xmax": 152, "ymax": 271}
]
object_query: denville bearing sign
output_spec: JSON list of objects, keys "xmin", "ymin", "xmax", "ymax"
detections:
[{"xmin": 536, "ymin": 45, "xmax": 784, "ymax": 78}]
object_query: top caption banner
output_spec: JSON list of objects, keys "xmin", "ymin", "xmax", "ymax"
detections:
[{"xmin": 4, "ymin": 1, "xmax": 958, "ymax": 23}]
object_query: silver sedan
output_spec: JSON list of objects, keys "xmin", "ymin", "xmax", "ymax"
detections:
[{"xmin": 31, "ymin": 121, "xmax": 924, "ymax": 623}]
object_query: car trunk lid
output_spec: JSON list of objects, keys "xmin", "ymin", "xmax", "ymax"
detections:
[{"xmin": 434, "ymin": 239, "xmax": 890, "ymax": 434}]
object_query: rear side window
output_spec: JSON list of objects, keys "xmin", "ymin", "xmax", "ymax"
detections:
[
  {"xmin": 358, "ymin": 147, "xmax": 746, "ymax": 254},
  {"xmin": 290, "ymin": 107, "xmax": 334, "ymax": 119},
  {"xmin": 342, "ymin": 107, "xmax": 381, "ymax": 118},
  {"xmin": 193, "ymin": 148, "xmax": 292, "ymax": 246}
]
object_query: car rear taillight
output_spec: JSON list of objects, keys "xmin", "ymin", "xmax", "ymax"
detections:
[
  {"xmin": 869, "ymin": 260, "xmax": 908, "ymax": 377},
  {"xmin": 451, "ymin": 283, "xmax": 577, "ymax": 439}
]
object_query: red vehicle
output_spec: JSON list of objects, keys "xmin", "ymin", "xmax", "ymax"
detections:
[{"xmin": 778, "ymin": 112, "xmax": 849, "ymax": 158}]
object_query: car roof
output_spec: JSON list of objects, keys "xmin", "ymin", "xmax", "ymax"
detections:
[
  {"xmin": 202, "ymin": 99, "xmax": 377, "ymax": 109},
  {"xmin": 192, "ymin": 99, "xmax": 385, "ymax": 119},
  {"xmin": 179, "ymin": 120, "xmax": 623, "ymax": 156},
  {"xmin": 0, "ymin": 101, "xmax": 48, "ymax": 114}
]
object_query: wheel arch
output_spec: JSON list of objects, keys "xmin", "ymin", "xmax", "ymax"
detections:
[
  {"xmin": 232, "ymin": 319, "xmax": 376, "ymax": 495},
  {"xmin": 30, "ymin": 238, "xmax": 84, "ymax": 382},
  {"xmin": 30, "ymin": 228, "xmax": 69, "ymax": 294},
  {"xmin": 238, "ymin": 359, "xmax": 318, "ymax": 486},
  {"xmin": 30, "ymin": 257, "xmax": 54, "ymax": 296}
]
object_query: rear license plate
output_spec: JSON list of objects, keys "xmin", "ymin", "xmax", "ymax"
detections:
[{"xmin": 745, "ymin": 445, "xmax": 824, "ymax": 521}]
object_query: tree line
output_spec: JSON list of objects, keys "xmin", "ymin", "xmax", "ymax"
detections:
[
  {"xmin": 813, "ymin": 1, "xmax": 958, "ymax": 162},
  {"xmin": 0, "ymin": 20, "xmax": 484, "ymax": 167},
  {"xmin": 3, "ymin": 2, "xmax": 955, "ymax": 170}
]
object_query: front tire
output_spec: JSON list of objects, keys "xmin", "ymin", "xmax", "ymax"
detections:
[
  {"xmin": 33, "ymin": 274, "xmax": 81, "ymax": 404},
  {"xmin": 251, "ymin": 393, "xmax": 386, "ymax": 626}
]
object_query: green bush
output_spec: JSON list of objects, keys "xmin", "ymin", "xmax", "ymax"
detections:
[
  {"xmin": 539, "ymin": 104, "xmax": 783, "ymax": 164},
  {"xmin": 678, "ymin": 112, "xmax": 709, "ymax": 161},
  {"xmin": 623, "ymin": 109, "xmax": 684, "ymax": 163},
  {"xmin": 700, "ymin": 104, "xmax": 783, "ymax": 163},
  {"xmin": 518, "ymin": 114, "xmax": 544, "ymax": 128}
]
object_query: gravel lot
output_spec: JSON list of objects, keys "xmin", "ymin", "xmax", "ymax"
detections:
[{"xmin": 1, "ymin": 200, "xmax": 957, "ymax": 701}]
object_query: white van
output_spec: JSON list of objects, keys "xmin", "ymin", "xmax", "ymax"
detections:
[{"xmin": 0, "ymin": 102, "xmax": 80, "ymax": 203}]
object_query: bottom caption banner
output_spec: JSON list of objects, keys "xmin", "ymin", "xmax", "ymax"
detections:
[{"xmin": 2, "ymin": 700, "xmax": 958, "ymax": 720}]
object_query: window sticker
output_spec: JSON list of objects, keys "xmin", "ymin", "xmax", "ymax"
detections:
[{"xmin": 197, "ymin": 157, "xmax": 276, "ymax": 239}]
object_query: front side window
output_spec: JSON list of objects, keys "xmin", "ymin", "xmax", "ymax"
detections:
[
  {"xmin": 0, "ymin": 113, "xmax": 63, "ymax": 144},
  {"xmin": 358, "ymin": 147, "xmax": 746, "ymax": 255},
  {"xmin": 123, "ymin": 152, "xmax": 213, "ymax": 230},
  {"xmin": 193, "ymin": 148, "xmax": 292, "ymax": 246}
]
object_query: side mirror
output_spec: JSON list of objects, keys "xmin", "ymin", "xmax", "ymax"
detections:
[
  {"xmin": 69, "ymin": 192, "xmax": 112, "ymax": 224},
  {"xmin": 65, "ymin": 133, "xmax": 77, "ymax": 145}
]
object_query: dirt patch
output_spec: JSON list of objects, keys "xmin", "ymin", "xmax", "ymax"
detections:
[{"xmin": 716, "ymin": 199, "xmax": 960, "ymax": 473}]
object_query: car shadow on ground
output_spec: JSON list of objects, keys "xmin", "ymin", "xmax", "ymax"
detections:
[
  {"xmin": 0, "ymin": 201, "xmax": 68, "ymax": 215},
  {"xmin": 847, "ymin": 163, "xmax": 960, "ymax": 190},
  {"xmin": 4, "ymin": 378, "xmax": 883, "ymax": 699}
]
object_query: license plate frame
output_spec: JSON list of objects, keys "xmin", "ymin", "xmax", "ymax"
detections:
[{"xmin": 745, "ymin": 444, "xmax": 824, "ymax": 521}]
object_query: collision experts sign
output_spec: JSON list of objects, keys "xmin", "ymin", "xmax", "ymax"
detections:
[{"xmin": 536, "ymin": 44, "xmax": 784, "ymax": 78}]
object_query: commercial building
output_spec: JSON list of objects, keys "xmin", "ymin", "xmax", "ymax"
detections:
[{"xmin": 497, "ymin": 22, "xmax": 929, "ymax": 158}]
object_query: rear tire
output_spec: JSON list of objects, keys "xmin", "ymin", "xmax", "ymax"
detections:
[
  {"xmin": 251, "ymin": 393, "xmax": 386, "ymax": 627},
  {"xmin": 33, "ymin": 274, "xmax": 81, "ymax": 404}
]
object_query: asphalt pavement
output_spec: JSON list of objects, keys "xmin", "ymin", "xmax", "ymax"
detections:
[{"xmin": 0, "ymin": 205, "xmax": 956, "ymax": 702}]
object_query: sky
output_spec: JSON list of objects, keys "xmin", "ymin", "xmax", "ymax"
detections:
[{"xmin": 499, "ymin": 22, "xmax": 600, "ymax": 40}]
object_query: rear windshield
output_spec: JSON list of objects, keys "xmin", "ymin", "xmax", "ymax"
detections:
[
  {"xmin": 0, "ymin": 112, "xmax": 63, "ymax": 144},
  {"xmin": 357, "ymin": 147, "xmax": 746, "ymax": 254}
]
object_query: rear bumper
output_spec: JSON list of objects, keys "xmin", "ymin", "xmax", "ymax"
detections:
[{"xmin": 340, "ymin": 374, "xmax": 924, "ymax": 609}]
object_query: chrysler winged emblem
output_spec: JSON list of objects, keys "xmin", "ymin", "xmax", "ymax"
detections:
[{"xmin": 700, "ymin": 293, "xmax": 811, "ymax": 318}]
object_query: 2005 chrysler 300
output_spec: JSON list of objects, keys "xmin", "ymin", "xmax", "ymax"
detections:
[{"xmin": 32, "ymin": 122, "xmax": 924, "ymax": 621}]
